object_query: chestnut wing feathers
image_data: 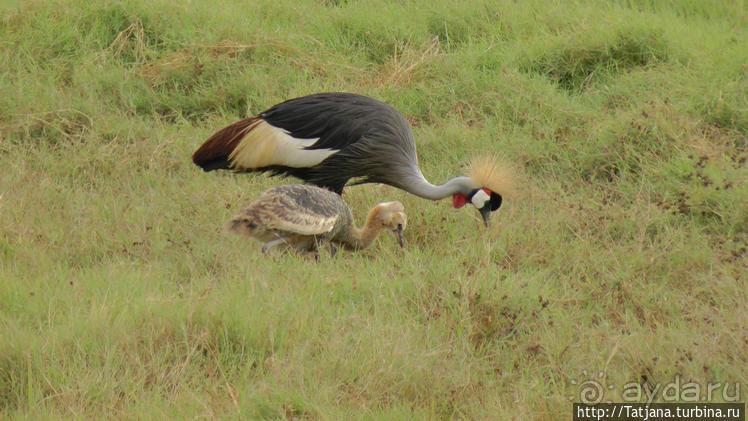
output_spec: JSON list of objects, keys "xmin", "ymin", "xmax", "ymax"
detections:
[{"xmin": 192, "ymin": 117, "xmax": 260, "ymax": 171}]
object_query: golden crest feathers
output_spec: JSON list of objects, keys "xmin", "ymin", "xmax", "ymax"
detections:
[{"xmin": 466, "ymin": 156, "xmax": 518, "ymax": 198}]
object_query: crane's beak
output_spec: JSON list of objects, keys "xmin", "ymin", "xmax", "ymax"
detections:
[
  {"xmin": 479, "ymin": 207, "xmax": 491, "ymax": 227},
  {"xmin": 393, "ymin": 225, "xmax": 404, "ymax": 248}
]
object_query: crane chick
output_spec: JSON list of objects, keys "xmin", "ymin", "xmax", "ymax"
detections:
[{"xmin": 227, "ymin": 184, "xmax": 406, "ymax": 255}]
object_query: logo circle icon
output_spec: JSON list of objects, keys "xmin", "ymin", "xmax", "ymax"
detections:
[
  {"xmin": 569, "ymin": 370, "xmax": 615, "ymax": 403},
  {"xmin": 578, "ymin": 379, "xmax": 605, "ymax": 404}
]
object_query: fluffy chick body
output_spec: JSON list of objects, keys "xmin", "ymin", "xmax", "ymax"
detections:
[{"xmin": 228, "ymin": 184, "xmax": 405, "ymax": 254}]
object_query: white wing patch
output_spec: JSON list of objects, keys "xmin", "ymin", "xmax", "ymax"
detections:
[{"xmin": 228, "ymin": 120, "xmax": 338, "ymax": 169}]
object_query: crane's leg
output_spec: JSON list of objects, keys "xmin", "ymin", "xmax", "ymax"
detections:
[
  {"xmin": 261, "ymin": 238, "xmax": 287, "ymax": 254},
  {"xmin": 308, "ymin": 237, "xmax": 322, "ymax": 262},
  {"xmin": 328, "ymin": 243, "xmax": 338, "ymax": 258}
]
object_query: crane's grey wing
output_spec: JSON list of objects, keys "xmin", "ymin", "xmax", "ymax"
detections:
[
  {"xmin": 261, "ymin": 93, "xmax": 392, "ymax": 151},
  {"xmin": 192, "ymin": 93, "xmax": 419, "ymax": 193},
  {"xmin": 262, "ymin": 93, "xmax": 420, "ymax": 191}
]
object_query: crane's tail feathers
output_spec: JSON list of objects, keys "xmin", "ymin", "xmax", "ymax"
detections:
[
  {"xmin": 467, "ymin": 156, "xmax": 518, "ymax": 198},
  {"xmin": 192, "ymin": 117, "xmax": 261, "ymax": 171}
]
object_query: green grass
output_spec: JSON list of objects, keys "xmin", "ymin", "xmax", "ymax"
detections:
[{"xmin": 1, "ymin": 0, "xmax": 746, "ymax": 419}]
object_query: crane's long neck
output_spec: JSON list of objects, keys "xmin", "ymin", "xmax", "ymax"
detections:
[
  {"xmin": 403, "ymin": 173, "xmax": 475, "ymax": 200},
  {"xmin": 337, "ymin": 207, "xmax": 385, "ymax": 250}
]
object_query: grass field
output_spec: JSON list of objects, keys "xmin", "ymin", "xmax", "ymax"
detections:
[{"xmin": 1, "ymin": 0, "xmax": 746, "ymax": 419}]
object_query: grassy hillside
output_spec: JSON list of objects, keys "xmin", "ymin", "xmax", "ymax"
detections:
[{"xmin": 1, "ymin": 0, "xmax": 745, "ymax": 419}]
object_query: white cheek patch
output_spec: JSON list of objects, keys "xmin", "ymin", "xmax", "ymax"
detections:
[{"xmin": 471, "ymin": 189, "xmax": 490, "ymax": 209}]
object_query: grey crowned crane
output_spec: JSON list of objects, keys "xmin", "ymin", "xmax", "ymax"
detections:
[
  {"xmin": 193, "ymin": 92, "xmax": 511, "ymax": 226},
  {"xmin": 227, "ymin": 184, "xmax": 407, "ymax": 254}
]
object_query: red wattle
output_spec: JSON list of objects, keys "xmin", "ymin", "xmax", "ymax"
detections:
[{"xmin": 453, "ymin": 193, "xmax": 467, "ymax": 208}]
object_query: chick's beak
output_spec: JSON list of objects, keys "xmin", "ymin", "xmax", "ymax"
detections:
[
  {"xmin": 479, "ymin": 206, "xmax": 491, "ymax": 227},
  {"xmin": 394, "ymin": 224, "xmax": 404, "ymax": 248}
]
